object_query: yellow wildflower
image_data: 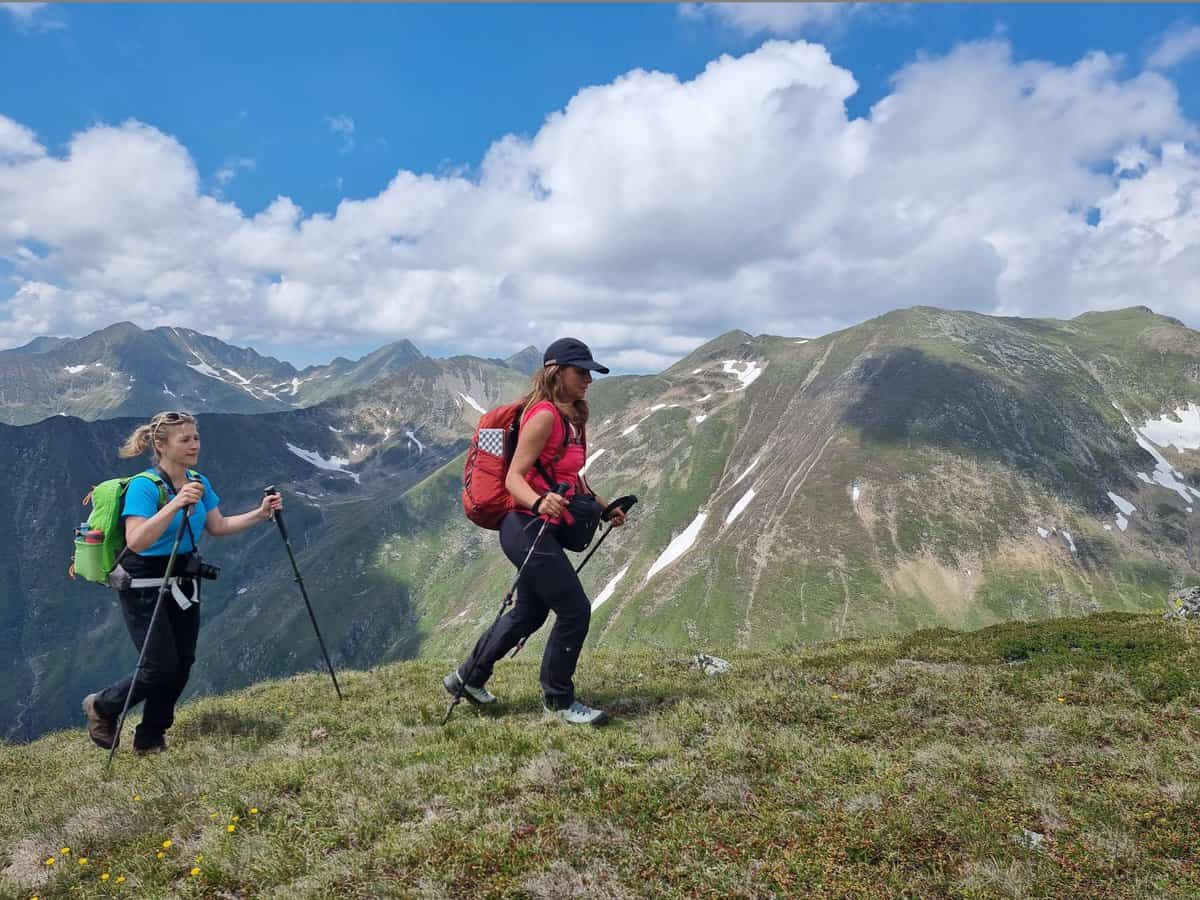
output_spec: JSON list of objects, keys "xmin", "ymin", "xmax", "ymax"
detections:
[
  {"xmin": 249, "ymin": 808, "xmax": 259, "ymax": 815},
  {"xmin": 133, "ymin": 795, "xmax": 141, "ymax": 802},
  {"xmin": 155, "ymin": 851, "xmax": 164, "ymax": 860},
  {"xmin": 101, "ymin": 873, "xmax": 110, "ymax": 882},
  {"xmin": 161, "ymin": 839, "xmax": 172, "ymax": 849},
  {"xmin": 226, "ymin": 824, "xmax": 236, "ymax": 833},
  {"xmin": 44, "ymin": 858, "xmax": 55, "ymax": 866},
  {"xmin": 78, "ymin": 857, "xmax": 88, "ymax": 866},
  {"xmin": 60, "ymin": 847, "xmax": 70, "ymax": 856},
  {"xmin": 190, "ymin": 867, "xmax": 201, "ymax": 877},
  {"xmin": 232, "ymin": 815, "xmax": 240, "ymax": 822},
  {"xmin": 116, "ymin": 876, "xmax": 126, "ymax": 883},
  {"xmin": 1057, "ymin": 696, "xmax": 1066, "ymax": 703}
]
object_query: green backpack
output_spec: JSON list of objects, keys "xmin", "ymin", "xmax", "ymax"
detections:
[{"xmin": 71, "ymin": 469, "xmax": 199, "ymax": 585}]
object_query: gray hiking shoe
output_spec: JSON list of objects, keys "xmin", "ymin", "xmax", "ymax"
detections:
[
  {"xmin": 82, "ymin": 693, "xmax": 116, "ymax": 749},
  {"xmin": 544, "ymin": 700, "xmax": 609, "ymax": 727},
  {"xmin": 443, "ymin": 671, "xmax": 497, "ymax": 706}
]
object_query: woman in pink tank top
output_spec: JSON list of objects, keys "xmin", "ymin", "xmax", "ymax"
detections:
[{"xmin": 445, "ymin": 338, "xmax": 626, "ymax": 726}]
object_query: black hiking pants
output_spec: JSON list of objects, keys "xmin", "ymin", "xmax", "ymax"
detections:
[
  {"xmin": 94, "ymin": 580, "xmax": 200, "ymax": 748},
  {"xmin": 459, "ymin": 511, "xmax": 591, "ymax": 710}
]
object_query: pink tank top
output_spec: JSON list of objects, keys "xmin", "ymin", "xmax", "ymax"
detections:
[{"xmin": 520, "ymin": 401, "xmax": 586, "ymax": 498}]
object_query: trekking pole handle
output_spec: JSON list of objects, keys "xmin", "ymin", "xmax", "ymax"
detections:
[
  {"xmin": 533, "ymin": 482, "xmax": 572, "ymax": 517},
  {"xmin": 263, "ymin": 485, "xmax": 286, "ymax": 539},
  {"xmin": 602, "ymin": 494, "xmax": 638, "ymax": 521}
]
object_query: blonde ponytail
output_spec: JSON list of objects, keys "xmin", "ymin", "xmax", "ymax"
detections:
[
  {"xmin": 118, "ymin": 411, "xmax": 196, "ymax": 461},
  {"xmin": 118, "ymin": 424, "xmax": 154, "ymax": 459}
]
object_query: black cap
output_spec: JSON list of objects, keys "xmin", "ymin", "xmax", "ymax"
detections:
[{"xmin": 543, "ymin": 337, "xmax": 610, "ymax": 374}]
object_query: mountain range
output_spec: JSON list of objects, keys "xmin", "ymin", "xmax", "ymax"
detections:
[
  {"xmin": 0, "ymin": 321, "xmax": 539, "ymax": 425},
  {"xmin": 2, "ymin": 305, "xmax": 1198, "ymax": 741}
]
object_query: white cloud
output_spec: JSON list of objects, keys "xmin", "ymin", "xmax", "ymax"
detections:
[
  {"xmin": 325, "ymin": 114, "xmax": 356, "ymax": 154},
  {"xmin": 2, "ymin": 2, "xmax": 64, "ymax": 32},
  {"xmin": 214, "ymin": 156, "xmax": 256, "ymax": 190},
  {"xmin": 681, "ymin": 2, "xmax": 866, "ymax": 37},
  {"xmin": 2, "ymin": 39, "xmax": 1200, "ymax": 368},
  {"xmin": 1148, "ymin": 25, "xmax": 1200, "ymax": 70},
  {"xmin": 0, "ymin": 116, "xmax": 44, "ymax": 161}
]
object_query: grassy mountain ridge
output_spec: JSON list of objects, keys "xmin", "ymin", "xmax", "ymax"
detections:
[{"xmin": 0, "ymin": 614, "xmax": 1195, "ymax": 898}]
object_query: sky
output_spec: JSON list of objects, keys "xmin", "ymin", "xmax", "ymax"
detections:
[{"xmin": 2, "ymin": 3, "xmax": 1200, "ymax": 371}]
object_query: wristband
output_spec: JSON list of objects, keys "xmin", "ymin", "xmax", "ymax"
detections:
[{"xmin": 531, "ymin": 496, "xmax": 544, "ymax": 516}]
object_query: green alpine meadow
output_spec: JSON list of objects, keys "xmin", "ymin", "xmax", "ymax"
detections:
[{"xmin": 2, "ymin": 614, "xmax": 1196, "ymax": 898}]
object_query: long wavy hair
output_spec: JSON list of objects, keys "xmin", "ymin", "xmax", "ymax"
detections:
[
  {"xmin": 523, "ymin": 365, "xmax": 588, "ymax": 427},
  {"xmin": 118, "ymin": 410, "xmax": 197, "ymax": 462}
]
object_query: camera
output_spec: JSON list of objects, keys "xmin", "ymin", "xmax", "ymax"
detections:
[{"xmin": 179, "ymin": 554, "xmax": 221, "ymax": 581}]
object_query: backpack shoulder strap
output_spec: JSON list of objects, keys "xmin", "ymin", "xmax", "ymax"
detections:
[{"xmin": 136, "ymin": 470, "xmax": 170, "ymax": 508}]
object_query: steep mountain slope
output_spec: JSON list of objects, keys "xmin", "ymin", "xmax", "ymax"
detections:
[{"xmin": 243, "ymin": 306, "xmax": 1200, "ymax": 670}]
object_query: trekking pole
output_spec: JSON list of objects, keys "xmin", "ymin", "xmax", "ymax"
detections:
[
  {"xmin": 442, "ymin": 482, "xmax": 570, "ymax": 726},
  {"xmin": 106, "ymin": 501, "xmax": 193, "ymax": 773},
  {"xmin": 264, "ymin": 486, "xmax": 343, "ymax": 701},
  {"xmin": 508, "ymin": 494, "xmax": 637, "ymax": 660}
]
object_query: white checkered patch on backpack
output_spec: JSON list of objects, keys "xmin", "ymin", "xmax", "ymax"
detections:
[{"xmin": 476, "ymin": 428, "xmax": 505, "ymax": 457}]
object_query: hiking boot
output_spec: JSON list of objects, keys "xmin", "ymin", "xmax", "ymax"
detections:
[
  {"xmin": 81, "ymin": 693, "xmax": 116, "ymax": 749},
  {"xmin": 543, "ymin": 700, "xmax": 609, "ymax": 727},
  {"xmin": 443, "ymin": 671, "xmax": 497, "ymax": 706},
  {"xmin": 133, "ymin": 738, "xmax": 167, "ymax": 756}
]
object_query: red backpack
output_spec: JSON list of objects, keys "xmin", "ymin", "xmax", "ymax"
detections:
[{"xmin": 462, "ymin": 400, "xmax": 569, "ymax": 529}]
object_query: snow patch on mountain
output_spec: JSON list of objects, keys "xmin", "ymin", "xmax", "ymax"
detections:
[
  {"xmin": 407, "ymin": 430, "xmax": 424, "ymax": 454},
  {"xmin": 63, "ymin": 365, "xmax": 87, "ymax": 375},
  {"xmin": 726, "ymin": 488, "xmax": 756, "ymax": 525},
  {"xmin": 580, "ymin": 448, "xmax": 607, "ymax": 475},
  {"xmin": 1107, "ymin": 491, "xmax": 1136, "ymax": 516},
  {"xmin": 721, "ymin": 359, "xmax": 765, "ymax": 390},
  {"xmin": 1138, "ymin": 403, "xmax": 1200, "ymax": 451},
  {"xmin": 459, "ymin": 392, "xmax": 486, "ymax": 415},
  {"xmin": 286, "ymin": 443, "xmax": 359, "ymax": 482},
  {"xmin": 732, "ymin": 456, "xmax": 760, "ymax": 487},
  {"xmin": 188, "ymin": 360, "xmax": 222, "ymax": 379},
  {"xmin": 591, "ymin": 565, "xmax": 629, "ymax": 612},
  {"xmin": 645, "ymin": 512, "xmax": 707, "ymax": 582}
]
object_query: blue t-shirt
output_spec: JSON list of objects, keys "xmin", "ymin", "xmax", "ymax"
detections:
[{"xmin": 121, "ymin": 470, "xmax": 220, "ymax": 556}]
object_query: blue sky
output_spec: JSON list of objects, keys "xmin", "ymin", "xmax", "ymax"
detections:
[{"xmin": 3, "ymin": 3, "xmax": 1200, "ymax": 369}]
